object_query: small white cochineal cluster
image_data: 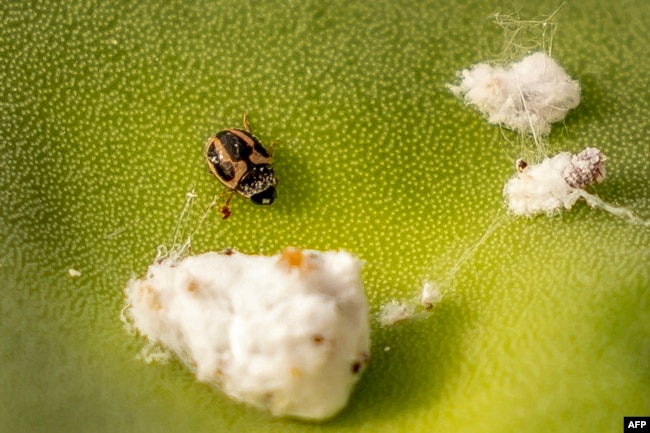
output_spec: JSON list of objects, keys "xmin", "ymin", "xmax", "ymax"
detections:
[
  {"xmin": 449, "ymin": 52, "xmax": 580, "ymax": 135},
  {"xmin": 504, "ymin": 147, "xmax": 606, "ymax": 216},
  {"xmin": 125, "ymin": 247, "xmax": 370, "ymax": 421}
]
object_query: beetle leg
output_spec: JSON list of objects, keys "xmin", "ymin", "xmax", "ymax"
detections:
[
  {"xmin": 242, "ymin": 112, "xmax": 252, "ymax": 133},
  {"xmin": 220, "ymin": 191, "xmax": 235, "ymax": 220},
  {"xmin": 268, "ymin": 140, "xmax": 278, "ymax": 157}
]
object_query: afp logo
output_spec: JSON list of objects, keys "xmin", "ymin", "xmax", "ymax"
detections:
[{"xmin": 625, "ymin": 417, "xmax": 650, "ymax": 432}]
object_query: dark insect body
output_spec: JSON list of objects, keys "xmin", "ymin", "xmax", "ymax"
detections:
[{"xmin": 205, "ymin": 115, "xmax": 278, "ymax": 218}]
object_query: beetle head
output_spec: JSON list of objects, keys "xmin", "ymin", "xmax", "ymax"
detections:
[{"xmin": 250, "ymin": 187, "xmax": 277, "ymax": 205}]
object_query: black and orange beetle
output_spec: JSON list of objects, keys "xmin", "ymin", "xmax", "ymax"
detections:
[{"xmin": 205, "ymin": 114, "xmax": 278, "ymax": 219}]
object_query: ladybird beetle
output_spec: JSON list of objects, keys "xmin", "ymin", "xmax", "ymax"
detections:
[{"xmin": 205, "ymin": 114, "xmax": 278, "ymax": 218}]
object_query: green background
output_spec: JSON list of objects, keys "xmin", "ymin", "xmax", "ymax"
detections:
[{"xmin": 1, "ymin": 1, "xmax": 648, "ymax": 432}]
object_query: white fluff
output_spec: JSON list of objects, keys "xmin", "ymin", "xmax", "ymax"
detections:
[
  {"xmin": 504, "ymin": 148, "xmax": 606, "ymax": 216},
  {"xmin": 125, "ymin": 248, "xmax": 370, "ymax": 421},
  {"xmin": 420, "ymin": 281, "xmax": 442, "ymax": 309},
  {"xmin": 449, "ymin": 52, "xmax": 581, "ymax": 135},
  {"xmin": 378, "ymin": 300, "xmax": 413, "ymax": 326}
]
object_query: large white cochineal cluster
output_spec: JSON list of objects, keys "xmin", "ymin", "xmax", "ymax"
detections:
[
  {"xmin": 449, "ymin": 52, "xmax": 581, "ymax": 135},
  {"xmin": 125, "ymin": 247, "xmax": 370, "ymax": 421}
]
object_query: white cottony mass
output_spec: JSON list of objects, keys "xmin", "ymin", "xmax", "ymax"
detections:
[
  {"xmin": 449, "ymin": 52, "xmax": 581, "ymax": 136},
  {"xmin": 125, "ymin": 247, "xmax": 370, "ymax": 421},
  {"xmin": 504, "ymin": 148, "xmax": 606, "ymax": 216}
]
